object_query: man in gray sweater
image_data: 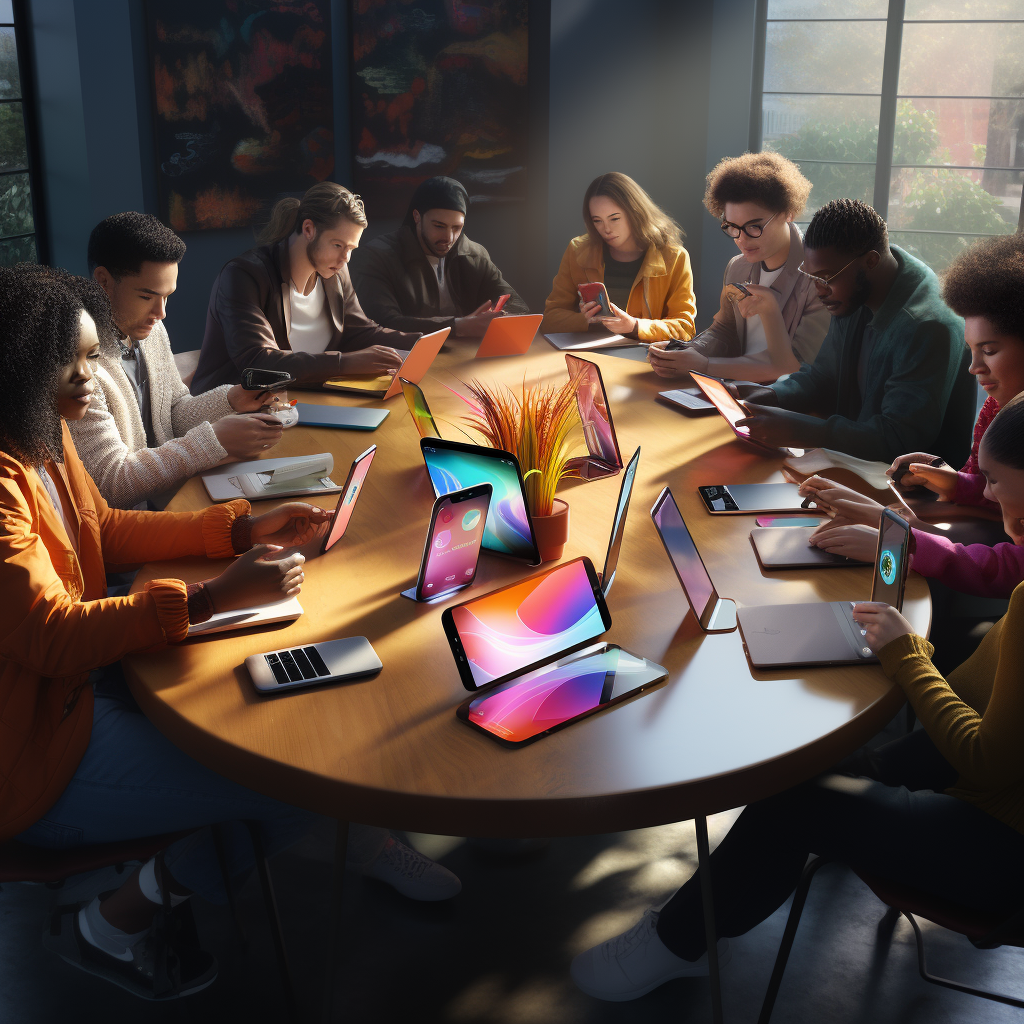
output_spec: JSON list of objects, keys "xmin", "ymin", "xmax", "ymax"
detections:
[{"xmin": 70, "ymin": 213, "xmax": 284, "ymax": 508}]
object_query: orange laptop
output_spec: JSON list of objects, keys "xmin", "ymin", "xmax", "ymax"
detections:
[
  {"xmin": 474, "ymin": 314, "xmax": 543, "ymax": 358},
  {"xmin": 324, "ymin": 328, "xmax": 450, "ymax": 400}
]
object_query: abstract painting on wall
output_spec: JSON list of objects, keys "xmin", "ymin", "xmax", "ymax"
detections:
[
  {"xmin": 351, "ymin": 0, "xmax": 529, "ymax": 218},
  {"xmin": 148, "ymin": 1, "xmax": 333, "ymax": 232}
]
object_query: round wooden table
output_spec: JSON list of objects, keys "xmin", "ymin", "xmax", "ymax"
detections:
[{"xmin": 125, "ymin": 337, "xmax": 929, "ymax": 1022}]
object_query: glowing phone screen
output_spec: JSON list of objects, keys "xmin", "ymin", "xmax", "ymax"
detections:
[
  {"xmin": 420, "ymin": 492, "xmax": 489, "ymax": 598},
  {"xmin": 323, "ymin": 448, "xmax": 375, "ymax": 552}
]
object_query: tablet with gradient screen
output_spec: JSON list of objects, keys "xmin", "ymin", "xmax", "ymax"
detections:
[
  {"xmin": 420, "ymin": 439, "xmax": 539, "ymax": 562},
  {"xmin": 457, "ymin": 643, "xmax": 666, "ymax": 744},
  {"xmin": 566, "ymin": 354, "xmax": 621, "ymax": 467},
  {"xmin": 688, "ymin": 370, "xmax": 751, "ymax": 438},
  {"xmin": 442, "ymin": 557, "xmax": 611, "ymax": 690}
]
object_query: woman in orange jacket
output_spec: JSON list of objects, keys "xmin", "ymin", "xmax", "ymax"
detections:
[
  {"xmin": 541, "ymin": 172, "xmax": 697, "ymax": 342},
  {"xmin": 0, "ymin": 266, "xmax": 459, "ymax": 1000}
]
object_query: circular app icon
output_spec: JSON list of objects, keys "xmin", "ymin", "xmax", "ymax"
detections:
[
  {"xmin": 441, "ymin": 510, "xmax": 454, "ymax": 523},
  {"xmin": 461, "ymin": 509, "xmax": 482, "ymax": 532},
  {"xmin": 434, "ymin": 530, "xmax": 451, "ymax": 549},
  {"xmin": 878, "ymin": 548, "xmax": 898, "ymax": 586}
]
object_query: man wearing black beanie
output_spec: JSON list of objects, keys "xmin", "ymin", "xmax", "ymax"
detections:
[{"xmin": 350, "ymin": 175, "xmax": 528, "ymax": 337}]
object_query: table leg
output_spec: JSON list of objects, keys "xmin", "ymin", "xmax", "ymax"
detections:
[
  {"xmin": 323, "ymin": 819, "xmax": 349, "ymax": 1024},
  {"xmin": 696, "ymin": 815, "xmax": 724, "ymax": 1024}
]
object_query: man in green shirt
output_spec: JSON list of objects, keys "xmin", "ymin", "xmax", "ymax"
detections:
[{"xmin": 735, "ymin": 199, "xmax": 975, "ymax": 465}]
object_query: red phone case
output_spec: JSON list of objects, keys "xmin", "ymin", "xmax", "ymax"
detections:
[{"xmin": 578, "ymin": 282, "xmax": 610, "ymax": 314}]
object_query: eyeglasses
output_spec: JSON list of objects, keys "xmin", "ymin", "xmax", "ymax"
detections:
[
  {"xmin": 720, "ymin": 211, "xmax": 779, "ymax": 239},
  {"xmin": 796, "ymin": 249, "xmax": 875, "ymax": 289}
]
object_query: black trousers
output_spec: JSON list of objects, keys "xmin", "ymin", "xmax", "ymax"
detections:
[{"xmin": 656, "ymin": 729, "xmax": 1024, "ymax": 960}]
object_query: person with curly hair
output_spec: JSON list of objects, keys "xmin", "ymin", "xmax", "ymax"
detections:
[
  {"xmin": 648, "ymin": 151, "xmax": 829, "ymax": 382},
  {"xmin": 62, "ymin": 213, "xmax": 285, "ymax": 509},
  {"xmin": 191, "ymin": 182, "xmax": 421, "ymax": 392},
  {"xmin": 0, "ymin": 267, "xmax": 460, "ymax": 1000},
  {"xmin": 732, "ymin": 198, "xmax": 975, "ymax": 466},
  {"xmin": 540, "ymin": 172, "xmax": 697, "ymax": 342},
  {"xmin": 572, "ymin": 395, "xmax": 1024, "ymax": 1003}
]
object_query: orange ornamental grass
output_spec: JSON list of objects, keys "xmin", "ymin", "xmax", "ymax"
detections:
[{"xmin": 458, "ymin": 376, "xmax": 583, "ymax": 517}]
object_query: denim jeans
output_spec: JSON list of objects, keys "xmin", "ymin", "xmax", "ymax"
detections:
[
  {"xmin": 15, "ymin": 668, "xmax": 387, "ymax": 903},
  {"xmin": 656, "ymin": 729, "xmax": 1024, "ymax": 960}
]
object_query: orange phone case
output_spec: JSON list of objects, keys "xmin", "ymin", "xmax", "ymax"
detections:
[{"xmin": 474, "ymin": 314, "xmax": 543, "ymax": 358}]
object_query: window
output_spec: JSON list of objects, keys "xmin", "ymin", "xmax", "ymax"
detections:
[
  {"xmin": 755, "ymin": 0, "xmax": 1024, "ymax": 273},
  {"xmin": 0, "ymin": 0, "xmax": 42, "ymax": 265}
]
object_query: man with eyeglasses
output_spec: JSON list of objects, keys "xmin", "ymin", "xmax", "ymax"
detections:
[{"xmin": 732, "ymin": 198, "xmax": 975, "ymax": 466}]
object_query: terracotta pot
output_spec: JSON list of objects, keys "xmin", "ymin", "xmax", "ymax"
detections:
[{"xmin": 532, "ymin": 498, "xmax": 570, "ymax": 562}]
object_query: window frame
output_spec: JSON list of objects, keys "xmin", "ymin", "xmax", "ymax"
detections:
[
  {"xmin": 0, "ymin": 0, "xmax": 47, "ymax": 263},
  {"xmin": 750, "ymin": 1, "xmax": 1024, "ymax": 236}
]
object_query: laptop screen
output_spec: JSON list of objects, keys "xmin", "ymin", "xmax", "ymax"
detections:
[{"xmin": 650, "ymin": 487, "xmax": 716, "ymax": 623}]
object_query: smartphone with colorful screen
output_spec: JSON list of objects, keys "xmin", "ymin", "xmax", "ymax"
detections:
[
  {"xmin": 441, "ymin": 556, "xmax": 612, "ymax": 691},
  {"xmin": 400, "ymin": 377, "xmax": 441, "ymax": 439},
  {"xmin": 320, "ymin": 445, "xmax": 376, "ymax": 554},
  {"xmin": 456, "ymin": 642, "xmax": 666, "ymax": 746},
  {"xmin": 564, "ymin": 354, "xmax": 622, "ymax": 479},
  {"xmin": 401, "ymin": 484, "xmax": 491, "ymax": 602},
  {"xmin": 687, "ymin": 370, "xmax": 783, "ymax": 457}
]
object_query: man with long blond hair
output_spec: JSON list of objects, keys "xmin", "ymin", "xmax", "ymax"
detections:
[{"xmin": 191, "ymin": 182, "xmax": 420, "ymax": 393}]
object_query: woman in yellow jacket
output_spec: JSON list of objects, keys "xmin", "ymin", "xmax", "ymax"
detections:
[{"xmin": 541, "ymin": 172, "xmax": 696, "ymax": 342}]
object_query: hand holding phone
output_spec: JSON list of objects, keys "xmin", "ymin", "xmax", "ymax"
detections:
[
  {"xmin": 241, "ymin": 367, "xmax": 297, "ymax": 393},
  {"xmin": 729, "ymin": 282, "xmax": 752, "ymax": 298},
  {"xmin": 578, "ymin": 282, "xmax": 612, "ymax": 319},
  {"xmin": 493, "ymin": 293, "xmax": 511, "ymax": 313}
]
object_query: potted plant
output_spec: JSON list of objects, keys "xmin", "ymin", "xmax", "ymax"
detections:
[{"xmin": 458, "ymin": 376, "xmax": 582, "ymax": 562}]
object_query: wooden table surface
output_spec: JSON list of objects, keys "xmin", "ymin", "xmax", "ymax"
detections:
[{"xmin": 125, "ymin": 338, "xmax": 928, "ymax": 837}]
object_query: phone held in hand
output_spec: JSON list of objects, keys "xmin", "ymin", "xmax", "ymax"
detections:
[
  {"xmin": 493, "ymin": 293, "xmax": 511, "ymax": 312},
  {"xmin": 241, "ymin": 367, "xmax": 296, "ymax": 392},
  {"xmin": 577, "ymin": 282, "xmax": 612, "ymax": 318},
  {"xmin": 729, "ymin": 282, "xmax": 752, "ymax": 298}
]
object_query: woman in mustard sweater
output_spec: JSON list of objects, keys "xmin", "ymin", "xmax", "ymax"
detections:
[
  {"xmin": 0, "ymin": 267, "xmax": 459, "ymax": 1000},
  {"xmin": 541, "ymin": 172, "xmax": 696, "ymax": 342},
  {"xmin": 572, "ymin": 395, "xmax": 1024, "ymax": 1003}
]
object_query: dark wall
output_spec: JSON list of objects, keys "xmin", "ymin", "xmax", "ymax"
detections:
[{"xmin": 25, "ymin": 0, "xmax": 754, "ymax": 352}]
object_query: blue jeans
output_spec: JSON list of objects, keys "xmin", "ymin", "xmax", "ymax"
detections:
[{"xmin": 15, "ymin": 669, "xmax": 386, "ymax": 903}]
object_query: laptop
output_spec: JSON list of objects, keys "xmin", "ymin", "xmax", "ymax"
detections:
[
  {"xmin": 749, "ymin": 525, "xmax": 869, "ymax": 570},
  {"xmin": 738, "ymin": 508, "xmax": 912, "ymax": 667},
  {"xmin": 649, "ymin": 487, "xmax": 737, "ymax": 633},
  {"xmin": 475, "ymin": 314, "xmax": 543, "ymax": 358},
  {"xmin": 687, "ymin": 370, "xmax": 787, "ymax": 457},
  {"xmin": 323, "ymin": 328, "xmax": 449, "ymax": 400},
  {"xmin": 564, "ymin": 354, "xmax": 623, "ymax": 480},
  {"xmin": 595, "ymin": 446, "xmax": 640, "ymax": 597},
  {"xmin": 657, "ymin": 388, "xmax": 716, "ymax": 414}
]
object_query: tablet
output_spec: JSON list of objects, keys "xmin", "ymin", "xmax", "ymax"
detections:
[
  {"xmin": 688, "ymin": 370, "xmax": 783, "ymax": 456},
  {"xmin": 698, "ymin": 482, "xmax": 806, "ymax": 514},
  {"xmin": 749, "ymin": 526, "xmax": 868, "ymax": 570},
  {"xmin": 294, "ymin": 404, "xmax": 389, "ymax": 430},
  {"xmin": 420, "ymin": 438, "xmax": 540, "ymax": 563},
  {"xmin": 475, "ymin": 314, "xmax": 543, "ymax": 358},
  {"xmin": 324, "ymin": 328, "xmax": 449, "ymax": 400},
  {"xmin": 564, "ymin": 353, "xmax": 622, "ymax": 479}
]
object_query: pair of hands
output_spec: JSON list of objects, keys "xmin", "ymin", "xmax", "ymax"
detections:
[
  {"xmin": 455, "ymin": 300, "xmax": 505, "ymax": 338},
  {"xmin": 579, "ymin": 297, "xmax": 636, "ymax": 336},
  {"xmin": 203, "ymin": 503, "xmax": 332, "ymax": 613}
]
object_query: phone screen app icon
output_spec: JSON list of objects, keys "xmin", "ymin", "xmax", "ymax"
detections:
[
  {"xmin": 435, "ymin": 530, "xmax": 451, "ymax": 549},
  {"xmin": 461, "ymin": 509, "xmax": 481, "ymax": 532},
  {"xmin": 878, "ymin": 549, "xmax": 898, "ymax": 585}
]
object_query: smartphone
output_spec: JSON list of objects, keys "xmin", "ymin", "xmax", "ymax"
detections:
[
  {"xmin": 891, "ymin": 455, "xmax": 947, "ymax": 489},
  {"xmin": 578, "ymin": 282, "xmax": 612, "ymax": 318},
  {"xmin": 401, "ymin": 484, "xmax": 491, "ymax": 602},
  {"xmin": 400, "ymin": 377, "xmax": 441, "ymax": 439},
  {"xmin": 441, "ymin": 556, "xmax": 612, "ymax": 691},
  {"xmin": 456, "ymin": 643, "xmax": 666, "ymax": 746},
  {"xmin": 321, "ymin": 445, "xmax": 376, "ymax": 554},
  {"xmin": 241, "ymin": 367, "xmax": 296, "ymax": 392},
  {"xmin": 729, "ymin": 283, "xmax": 752, "ymax": 298},
  {"xmin": 246, "ymin": 636, "xmax": 382, "ymax": 693},
  {"xmin": 493, "ymin": 293, "xmax": 511, "ymax": 312},
  {"xmin": 870, "ymin": 508, "xmax": 912, "ymax": 609}
]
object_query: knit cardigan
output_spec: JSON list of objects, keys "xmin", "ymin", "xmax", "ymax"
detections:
[{"xmin": 68, "ymin": 321, "xmax": 233, "ymax": 508}]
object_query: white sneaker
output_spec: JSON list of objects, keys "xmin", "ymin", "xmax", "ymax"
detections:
[
  {"xmin": 571, "ymin": 909, "xmax": 730, "ymax": 1002},
  {"xmin": 362, "ymin": 837, "xmax": 462, "ymax": 901}
]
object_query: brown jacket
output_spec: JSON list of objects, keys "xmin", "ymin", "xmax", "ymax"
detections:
[
  {"xmin": 191, "ymin": 240, "xmax": 420, "ymax": 393},
  {"xmin": 349, "ymin": 223, "xmax": 529, "ymax": 333},
  {"xmin": 689, "ymin": 223, "xmax": 829, "ymax": 365}
]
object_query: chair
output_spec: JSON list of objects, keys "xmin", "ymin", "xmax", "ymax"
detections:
[
  {"xmin": 758, "ymin": 857, "xmax": 1024, "ymax": 1023},
  {"xmin": 0, "ymin": 824, "xmax": 298, "ymax": 1020},
  {"xmin": 172, "ymin": 349, "xmax": 201, "ymax": 389}
]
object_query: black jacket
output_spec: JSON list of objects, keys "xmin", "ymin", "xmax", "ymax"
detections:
[{"xmin": 349, "ymin": 224, "xmax": 529, "ymax": 333}]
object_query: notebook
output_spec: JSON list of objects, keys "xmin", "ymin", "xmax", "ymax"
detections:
[
  {"xmin": 294, "ymin": 404, "xmax": 389, "ymax": 430},
  {"xmin": 185, "ymin": 596, "xmax": 303, "ymax": 637},
  {"xmin": 543, "ymin": 329, "xmax": 635, "ymax": 351}
]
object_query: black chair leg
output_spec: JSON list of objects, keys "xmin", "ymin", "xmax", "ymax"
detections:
[
  {"xmin": 243, "ymin": 821, "xmax": 300, "ymax": 1023},
  {"xmin": 757, "ymin": 857, "xmax": 829, "ymax": 1024},
  {"xmin": 212, "ymin": 823, "xmax": 247, "ymax": 949},
  {"xmin": 905, "ymin": 912, "xmax": 1024, "ymax": 1008}
]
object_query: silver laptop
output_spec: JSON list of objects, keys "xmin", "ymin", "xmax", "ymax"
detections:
[
  {"xmin": 738, "ymin": 509, "xmax": 912, "ymax": 667},
  {"xmin": 749, "ymin": 526, "xmax": 869, "ymax": 570},
  {"xmin": 596, "ymin": 446, "xmax": 640, "ymax": 598}
]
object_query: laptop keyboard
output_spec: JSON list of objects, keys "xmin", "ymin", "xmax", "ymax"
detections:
[{"xmin": 264, "ymin": 646, "xmax": 331, "ymax": 684}]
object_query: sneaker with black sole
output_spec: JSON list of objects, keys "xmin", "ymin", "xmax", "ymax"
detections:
[
  {"xmin": 43, "ymin": 902, "xmax": 218, "ymax": 1000},
  {"xmin": 571, "ymin": 908, "xmax": 731, "ymax": 1001}
]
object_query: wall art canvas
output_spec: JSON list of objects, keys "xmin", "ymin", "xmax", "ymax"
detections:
[
  {"xmin": 148, "ymin": 1, "xmax": 334, "ymax": 232},
  {"xmin": 351, "ymin": 0, "xmax": 529, "ymax": 218}
]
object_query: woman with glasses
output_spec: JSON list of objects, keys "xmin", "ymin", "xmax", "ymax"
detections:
[
  {"xmin": 541, "ymin": 172, "xmax": 696, "ymax": 342},
  {"xmin": 648, "ymin": 152, "xmax": 829, "ymax": 383}
]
